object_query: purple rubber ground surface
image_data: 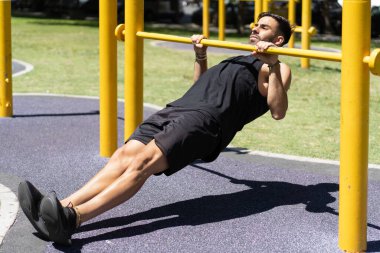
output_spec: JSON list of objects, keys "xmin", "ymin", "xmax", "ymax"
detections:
[{"xmin": 1, "ymin": 95, "xmax": 380, "ymax": 253}]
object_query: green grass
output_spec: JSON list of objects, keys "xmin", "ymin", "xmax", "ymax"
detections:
[
  {"xmin": 11, "ymin": 17, "xmax": 380, "ymax": 164},
  {"xmin": 12, "ymin": 18, "xmax": 100, "ymax": 95}
]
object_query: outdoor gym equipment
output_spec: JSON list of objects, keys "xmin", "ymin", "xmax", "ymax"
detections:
[
  {"xmin": 0, "ymin": 1, "xmax": 12, "ymax": 117},
  {"xmin": 0, "ymin": 0, "xmax": 378, "ymax": 251},
  {"xmin": 109, "ymin": 0, "xmax": 378, "ymax": 252},
  {"xmin": 200, "ymin": 0, "xmax": 314, "ymax": 69}
]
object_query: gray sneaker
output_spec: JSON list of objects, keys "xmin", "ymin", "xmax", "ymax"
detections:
[
  {"xmin": 40, "ymin": 192, "xmax": 77, "ymax": 245},
  {"xmin": 18, "ymin": 181, "xmax": 49, "ymax": 240}
]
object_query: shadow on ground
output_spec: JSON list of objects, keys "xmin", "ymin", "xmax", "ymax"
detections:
[{"xmin": 53, "ymin": 164, "xmax": 339, "ymax": 252}]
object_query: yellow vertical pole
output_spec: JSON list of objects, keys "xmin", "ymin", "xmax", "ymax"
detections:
[
  {"xmin": 124, "ymin": 0, "xmax": 144, "ymax": 140},
  {"xmin": 99, "ymin": 0, "xmax": 117, "ymax": 157},
  {"xmin": 301, "ymin": 0, "xmax": 311, "ymax": 68},
  {"xmin": 203, "ymin": 0, "xmax": 210, "ymax": 38},
  {"xmin": 255, "ymin": 0, "xmax": 263, "ymax": 22},
  {"xmin": 263, "ymin": 0, "xmax": 270, "ymax": 12},
  {"xmin": 338, "ymin": 0, "xmax": 370, "ymax": 251},
  {"xmin": 288, "ymin": 0, "xmax": 296, "ymax": 48},
  {"xmin": 0, "ymin": 0, "xmax": 12, "ymax": 117},
  {"xmin": 218, "ymin": 0, "xmax": 225, "ymax": 41}
]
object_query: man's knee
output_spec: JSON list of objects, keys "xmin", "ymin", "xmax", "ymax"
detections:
[
  {"xmin": 110, "ymin": 140, "xmax": 146, "ymax": 166},
  {"xmin": 109, "ymin": 139, "xmax": 167, "ymax": 177},
  {"xmin": 130, "ymin": 140, "xmax": 168, "ymax": 176},
  {"xmin": 110, "ymin": 146, "xmax": 132, "ymax": 167}
]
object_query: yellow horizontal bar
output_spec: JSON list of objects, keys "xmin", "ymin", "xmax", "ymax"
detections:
[
  {"xmin": 294, "ymin": 26, "xmax": 317, "ymax": 35},
  {"xmin": 136, "ymin": 31, "xmax": 342, "ymax": 62}
]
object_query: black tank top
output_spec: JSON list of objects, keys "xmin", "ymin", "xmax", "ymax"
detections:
[{"xmin": 168, "ymin": 55, "xmax": 269, "ymax": 151}]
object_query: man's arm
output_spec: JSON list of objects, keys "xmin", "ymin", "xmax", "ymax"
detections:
[
  {"xmin": 191, "ymin": 35, "xmax": 208, "ymax": 82},
  {"xmin": 264, "ymin": 62, "xmax": 291, "ymax": 120},
  {"xmin": 254, "ymin": 41, "xmax": 291, "ymax": 120}
]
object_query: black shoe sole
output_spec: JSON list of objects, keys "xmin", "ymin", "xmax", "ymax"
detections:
[
  {"xmin": 18, "ymin": 181, "xmax": 50, "ymax": 240},
  {"xmin": 40, "ymin": 192, "xmax": 72, "ymax": 245}
]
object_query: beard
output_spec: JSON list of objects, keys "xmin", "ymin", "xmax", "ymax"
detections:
[
  {"xmin": 248, "ymin": 34, "xmax": 276, "ymax": 45},
  {"xmin": 249, "ymin": 34, "xmax": 261, "ymax": 45}
]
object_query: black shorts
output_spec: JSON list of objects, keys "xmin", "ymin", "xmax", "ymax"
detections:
[{"xmin": 127, "ymin": 107, "xmax": 222, "ymax": 176}]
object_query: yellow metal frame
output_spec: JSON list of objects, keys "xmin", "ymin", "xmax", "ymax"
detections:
[
  {"xmin": 218, "ymin": 0, "xmax": 225, "ymax": 41},
  {"xmin": 339, "ymin": 0, "xmax": 371, "ymax": 251},
  {"xmin": 115, "ymin": 26, "xmax": 380, "ymax": 73},
  {"xmin": 287, "ymin": 0, "xmax": 296, "ymax": 48},
  {"xmin": 203, "ymin": 0, "xmax": 210, "ymax": 38},
  {"xmin": 124, "ymin": 0, "xmax": 144, "ymax": 141},
  {"xmin": 255, "ymin": 0, "xmax": 263, "ymax": 22},
  {"xmin": 293, "ymin": 26, "xmax": 317, "ymax": 35},
  {"xmin": 116, "ymin": 28, "xmax": 336, "ymax": 61},
  {"xmin": 301, "ymin": 0, "xmax": 311, "ymax": 68},
  {"xmin": 115, "ymin": 0, "xmax": 377, "ymax": 250},
  {"xmin": 99, "ymin": 0, "xmax": 117, "ymax": 157},
  {"xmin": 137, "ymin": 31, "xmax": 342, "ymax": 61},
  {"xmin": 0, "ymin": 0, "xmax": 12, "ymax": 117},
  {"xmin": 1, "ymin": 0, "xmax": 377, "ymax": 248},
  {"xmin": 218, "ymin": 0, "xmax": 313, "ymax": 68},
  {"xmin": 264, "ymin": 0, "xmax": 272, "ymax": 12}
]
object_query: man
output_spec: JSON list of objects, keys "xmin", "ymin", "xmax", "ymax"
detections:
[{"xmin": 18, "ymin": 12, "xmax": 293, "ymax": 245}]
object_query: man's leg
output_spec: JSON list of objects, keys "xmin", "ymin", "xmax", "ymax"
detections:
[
  {"xmin": 17, "ymin": 140, "xmax": 146, "ymax": 240},
  {"xmin": 60, "ymin": 140, "xmax": 147, "ymax": 207},
  {"xmin": 75, "ymin": 139, "xmax": 168, "ymax": 222},
  {"xmin": 45, "ymin": 139, "xmax": 168, "ymax": 224}
]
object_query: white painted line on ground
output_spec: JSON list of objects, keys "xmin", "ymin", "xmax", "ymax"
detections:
[
  {"xmin": 0, "ymin": 184, "xmax": 19, "ymax": 246},
  {"xmin": 248, "ymin": 150, "xmax": 380, "ymax": 170},
  {"xmin": 12, "ymin": 59, "xmax": 34, "ymax": 77}
]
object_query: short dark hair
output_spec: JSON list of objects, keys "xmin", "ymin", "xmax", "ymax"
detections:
[{"xmin": 258, "ymin": 12, "xmax": 293, "ymax": 46}]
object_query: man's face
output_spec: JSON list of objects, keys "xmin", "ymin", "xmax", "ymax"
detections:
[{"xmin": 249, "ymin": 16, "xmax": 280, "ymax": 45}]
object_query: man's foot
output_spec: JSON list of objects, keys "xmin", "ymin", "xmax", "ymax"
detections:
[
  {"xmin": 18, "ymin": 181, "xmax": 49, "ymax": 239},
  {"xmin": 40, "ymin": 192, "xmax": 77, "ymax": 245}
]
